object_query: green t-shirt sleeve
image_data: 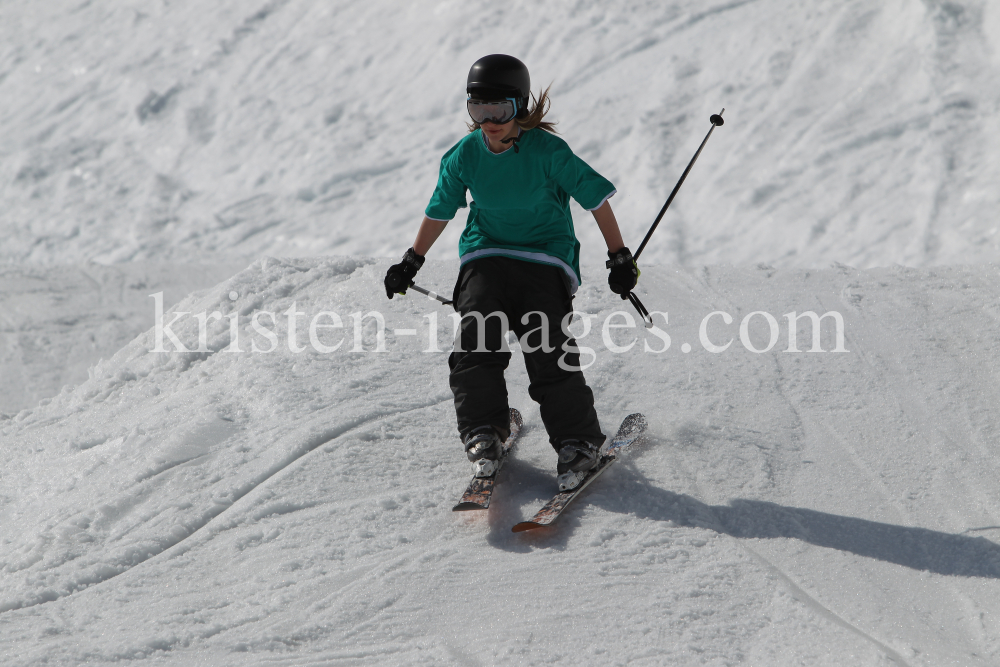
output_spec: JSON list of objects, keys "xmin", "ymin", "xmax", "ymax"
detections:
[
  {"xmin": 424, "ymin": 144, "xmax": 468, "ymax": 221},
  {"xmin": 550, "ymin": 141, "xmax": 616, "ymax": 211}
]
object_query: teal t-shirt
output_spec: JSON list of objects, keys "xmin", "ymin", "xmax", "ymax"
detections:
[{"xmin": 424, "ymin": 128, "xmax": 616, "ymax": 293}]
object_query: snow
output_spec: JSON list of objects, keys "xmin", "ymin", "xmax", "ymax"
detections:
[
  {"xmin": 3, "ymin": 258, "xmax": 1000, "ymax": 665},
  {"xmin": 0, "ymin": 262, "xmax": 244, "ymax": 415},
  {"xmin": 2, "ymin": 0, "xmax": 999, "ymax": 268},
  {"xmin": 2, "ymin": 0, "xmax": 1000, "ymax": 664}
]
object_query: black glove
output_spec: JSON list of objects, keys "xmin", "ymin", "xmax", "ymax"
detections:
[
  {"xmin": 606, "ymin": 247, "xmax": 639, "ymax": 299},
  {"xmin": 384, "ymin": 248, "xmax": 425, "ymax": 299}
]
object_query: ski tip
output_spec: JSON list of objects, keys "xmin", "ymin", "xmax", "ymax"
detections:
[
  {"xmin": 511, "ymin": 521, "xmax": 542, "ymax": 533},
  {"xmin": 509, "ymin": 407, "xmax": 523, "ymax": 429},
  {"xmin": 453, "ymin": 502, "xmax": 489, "ymax": 512},
  {"xmin": 624, "ymin": 413, "xmax": 647, "ymax": 433}
]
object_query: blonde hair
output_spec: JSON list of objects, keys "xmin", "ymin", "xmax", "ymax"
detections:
[{"xmin": 467, "ymin": 85, "xmax": 558, "ymax": 135}]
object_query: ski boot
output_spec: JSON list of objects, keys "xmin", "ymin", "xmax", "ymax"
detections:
[
  {"xmin": 556, "ymin": 439, "xmax": 601, "ymax": 491},
  {"xmin": 463, "ymin": 425, "xmax": 503, "ymax": 478}
]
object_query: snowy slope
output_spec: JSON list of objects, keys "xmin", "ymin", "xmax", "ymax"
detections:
[
  {"xmin": 2, "ymin": 0, "xmax": 1000, "ymax": 270},
  {"xmin": 0, "ymin": 261, "xmax": 245, "ymax": 415},
  {"xmin": 3, "ymin": 258, "xmax": 1000, "ymax": 665},
  {"xmin": 4, "ymin": 1, "xmax": 1000, "ymax": 664}
]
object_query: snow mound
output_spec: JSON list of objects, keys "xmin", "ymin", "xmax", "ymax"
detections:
[{"xmin": 3, "ymin": 258, "xmax": 1000, "ymax": 665}]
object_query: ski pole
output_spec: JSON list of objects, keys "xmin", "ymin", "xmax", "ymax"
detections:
[
  {"xmin": 634, "ymin": 109, "xmax": 725, "ymax": 261},
  {"xmin": 409, "ymin": 282, "xmax": 453, "ymax": 306},
  {"xmin": 627, "ymin": 109, "xmax": 725, "ymax": 325}
]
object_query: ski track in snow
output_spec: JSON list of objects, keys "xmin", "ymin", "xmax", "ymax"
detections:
[{"xmin": 741, "ymin": 545, "xmax": 913, "ymax": 667}]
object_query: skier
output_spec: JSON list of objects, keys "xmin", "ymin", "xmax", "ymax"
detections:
[{"xmin": 383, "ymin": 54, "xmax": 639, "ymax": 490}]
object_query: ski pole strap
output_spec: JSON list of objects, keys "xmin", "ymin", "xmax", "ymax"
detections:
[
  {"xmin": 627, "ymin": 291, "xmax": 653, "ymax": 328},
  {"xmin": 409, "ymin": 282, "xmax": 453, "ymax": 306},
  {"xmin": 605, "ymin": 247, "xmax": 635, "ymax": 269},
  {"xmin": 402, "ymin": 247, "xmax": 425, "ymax": 270},
  {"xmin": 634, "ymin": 109, "xmax": 724, "ymax": 261}
]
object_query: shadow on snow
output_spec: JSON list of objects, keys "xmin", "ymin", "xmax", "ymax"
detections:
[{"xmin": 492, "ymin": 461, "xmax": 1000, "ymax": 579}]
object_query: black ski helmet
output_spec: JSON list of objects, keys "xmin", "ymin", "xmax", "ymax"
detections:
[{"xmin": 467, "ymin": 54, "xmax": 530, "ymax": 118}]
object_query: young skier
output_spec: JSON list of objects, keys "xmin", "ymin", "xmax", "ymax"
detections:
[{"xmin": 383, "ymin": 54, "xmax": 639, "ymax": 490}]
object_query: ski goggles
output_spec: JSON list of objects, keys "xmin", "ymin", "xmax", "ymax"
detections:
[{"xmin": 467, "ymin": 97, "xmax": 518, "ymax": 125}]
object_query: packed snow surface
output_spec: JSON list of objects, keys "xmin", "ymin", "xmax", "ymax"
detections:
[
  {"xmin": 3, "ymin": 257, "xmax": 1000, "ymax": 665},
  {"xmin": 0, "ymin": 262, "xmax": 244, "ymax": 414},
  {"xmin": 3, "ymin": 0, "xmax": 1000, "ymax": 665},
  {"xmin": 2, "ymin": 0, "xmax": 1000, "ymax": 269}
]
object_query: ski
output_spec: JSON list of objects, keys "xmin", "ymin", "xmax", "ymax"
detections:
[
  {"xmin": 452, "ymin": 408, "xmax": 524, "ymax": 511},
  {"xmin": 511, "ymin": 413, "xmax": 647, "ymax": 532}
]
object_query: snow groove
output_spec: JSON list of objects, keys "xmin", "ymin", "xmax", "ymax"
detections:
[
  {"xmin": 0, "ymin": 397, "xmax": 450, "ymax": 617},
  {"xmin": 744, "ymin": 546, "xmax": 913, "ymax": 667},
  {"xmin": 160, "ymin": 396, "xmax": 454, "ymax": 560}
]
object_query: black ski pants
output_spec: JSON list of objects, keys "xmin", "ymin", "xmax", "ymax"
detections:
[{"xmin": 449, "ymin": 256, "xmax": 605, "ymax": 451}]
